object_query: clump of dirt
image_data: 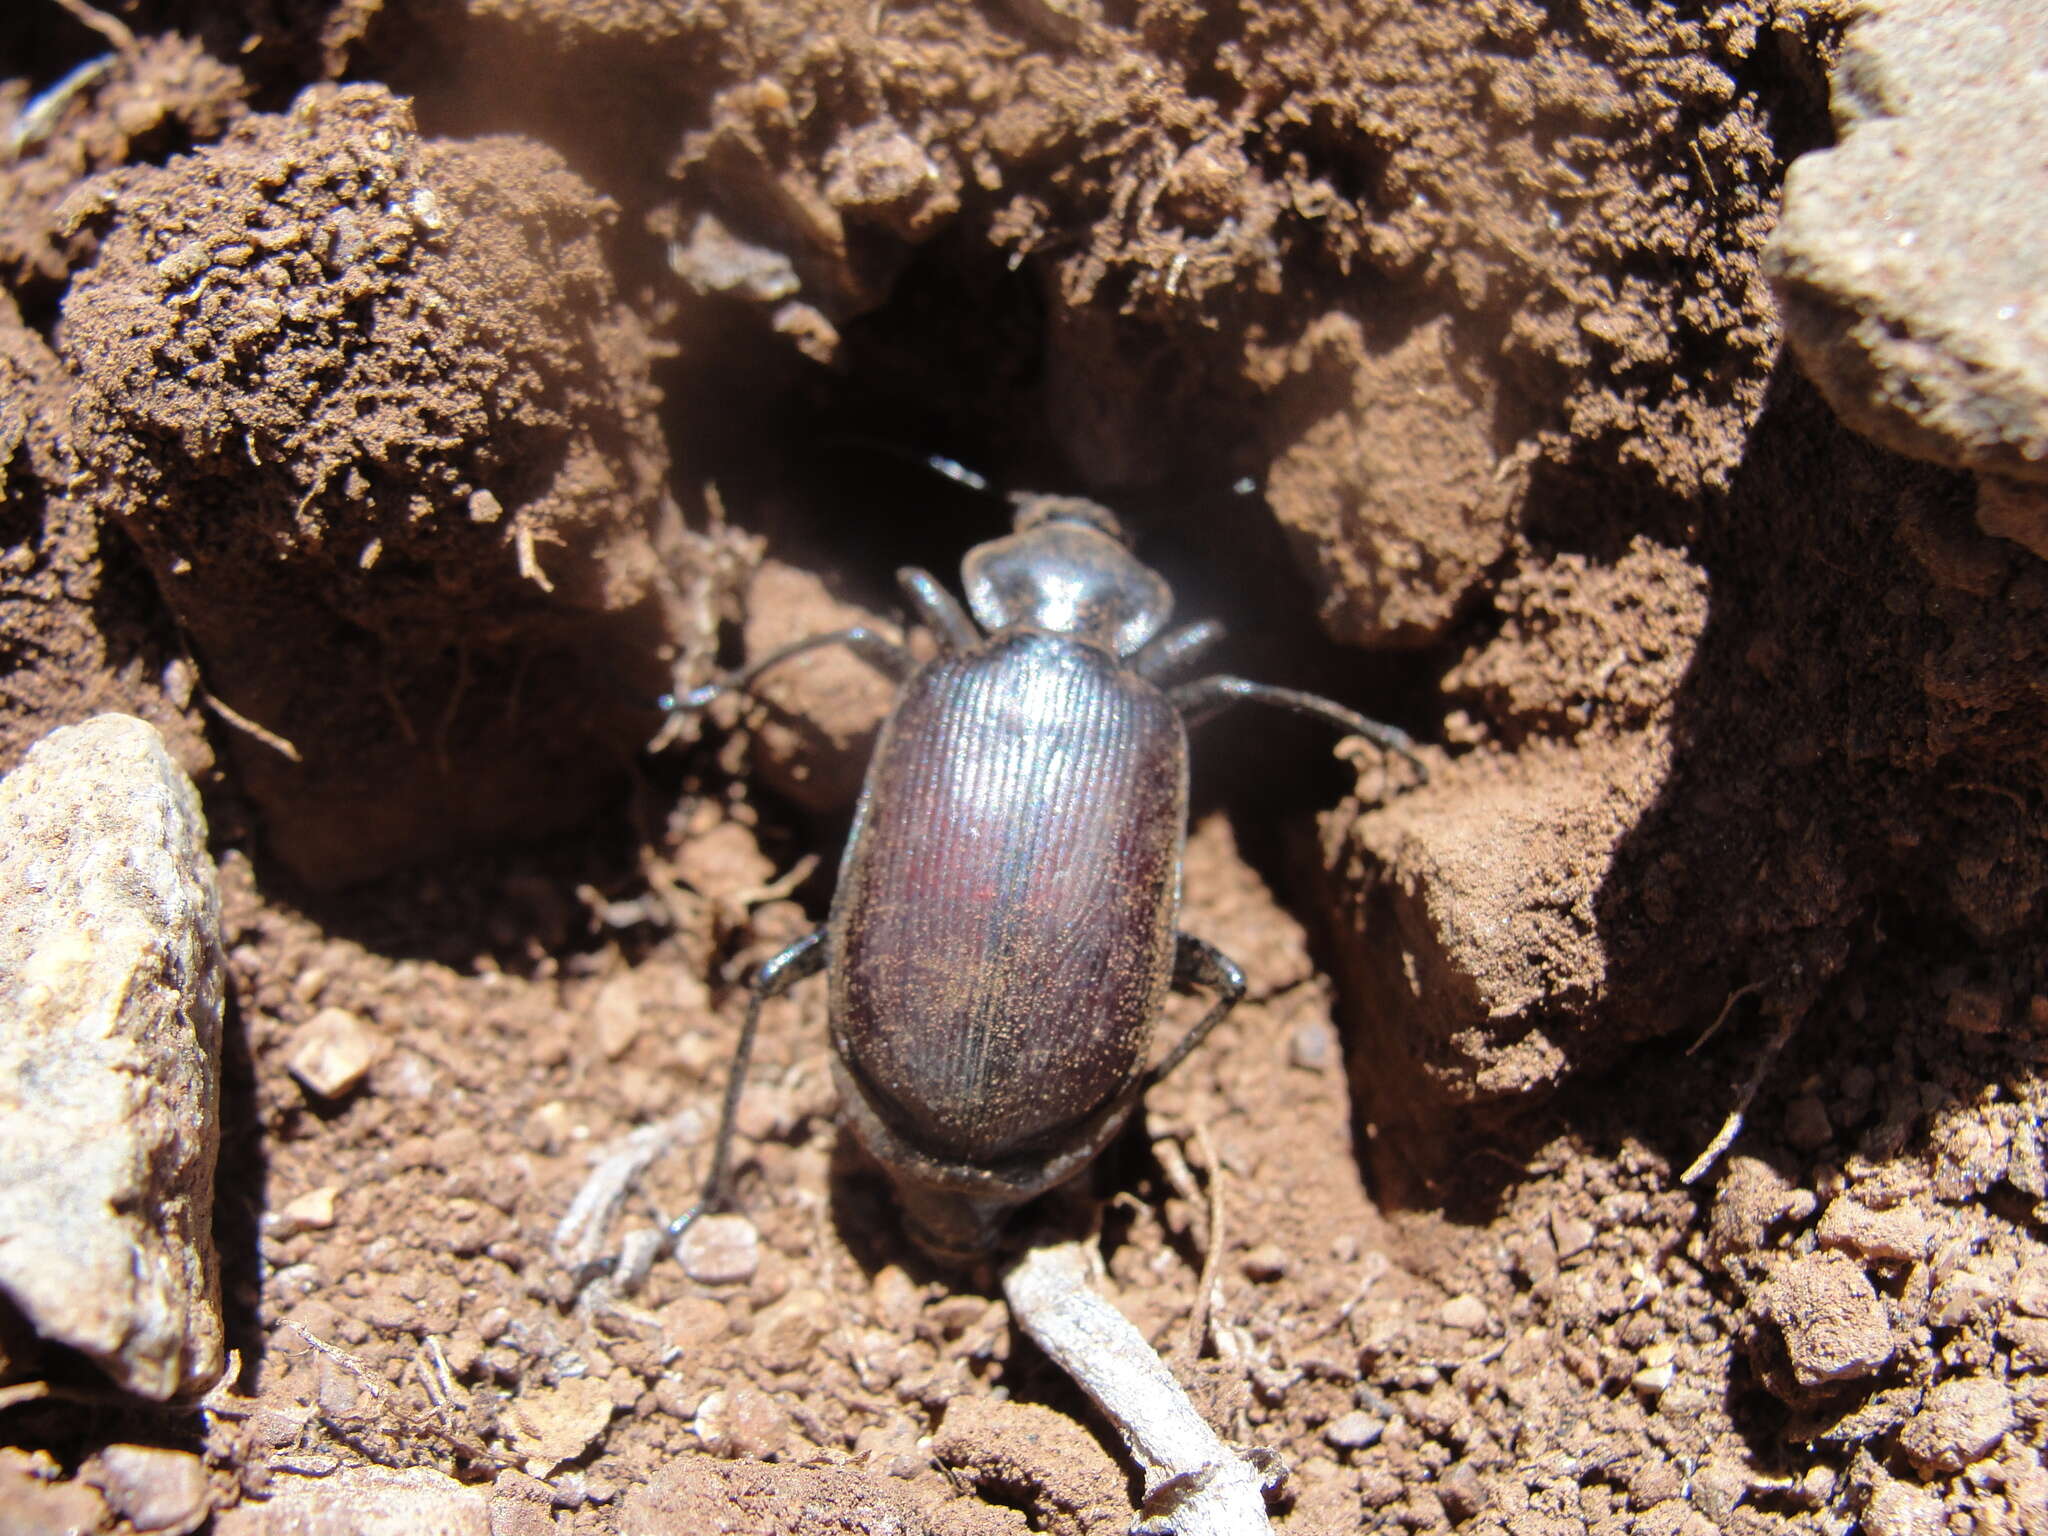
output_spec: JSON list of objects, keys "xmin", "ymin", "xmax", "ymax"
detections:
[
  {"xmin": 59, "ymin": 82, "xmax": 734, "ymax": 884},
  {"xmin": 0, "ymin": 286, "xmax": 209, "ymax": 779},
  {"xmin": 0, "ymin": 28, "xmax": 247, "ymax": 291},
  {"xmin": 1, "ymin": 1, "xmax": 2044, "ymax": 1534}
]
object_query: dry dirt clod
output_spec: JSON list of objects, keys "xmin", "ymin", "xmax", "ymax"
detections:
[
  {"xmin": 212, "ymin": 1466, "xmax": 488, "ymax": 1536},
  {"xmin": 1815, "ymin": 1196, "xmax": 1933, "ymax": 1263},
  {"xmin": 930, "ymin": 1395, "xmax": 1130, "ymax": 1531},
  {"xmin": 1862, "ymin": 1476, "xmax": 1948, "ymax": 1536},
  {"xmin": 82, "ymin": 1444, "xmax": 211, "ymax": 1536},
  {"xmin": 1756, "ymin": 1251, "xmax": 1896, "ymax": 1389},
  {"xmin": 619, "ymin": 1459, "xmax": 944, "ymax": 1536},
  {"xmin": 752, "ymin": 1288, "xmax": 835, "ymax": 1373},
  {"xmin": 60, "ymin": 83, "xmax": 728, "ymax": 887},
  {"xmin": 501, "ymin": 1376, "xmax": 615, "ymax": 1475},
  {"xmin": 1439, "ymin": 1293, "xmax": 1489, "ymax": 1331},
  {"xmin": 1240, "ymin": 1244, "xmax": 1290, "ymax": 1283},
  {"xmin": 0, "ymin": 1449, "xmax": 113, "ymax": 1536},
  {"xmin": 692, "ymin": 1385, "xmax": 790, "ymax": 1461},
  {"xmin": 0, "ymin": 714, "xmax": 224, "ymax": 1400},
  {"xmin": 1896, "ymin": 1375, "xmax": 2017, "ymax": 1475}
]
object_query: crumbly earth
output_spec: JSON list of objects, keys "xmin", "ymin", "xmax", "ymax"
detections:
[{"xmin": 2, "ymin": 2, "xmax": 2044, "ymax": 1534}]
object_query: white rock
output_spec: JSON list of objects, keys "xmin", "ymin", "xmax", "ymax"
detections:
[
  {"xmin": 286, "ymin": 1007, "xmax": 386, "ymax": 1099},
  {"xmin": 268, "ymin": 1186, "xmax": 339, "ymax": 1238},
  {"xmin": 0, "ymin": 715, "xmax": 224, "ymax": 1399}
]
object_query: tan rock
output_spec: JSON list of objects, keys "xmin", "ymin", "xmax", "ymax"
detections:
[{"xmin": 0, "ymin": 715, "xmax": 224, "ymax": 1399}]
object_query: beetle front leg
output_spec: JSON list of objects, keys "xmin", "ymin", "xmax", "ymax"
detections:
[
  {"xmin": 897, "ymin": 566, "xmax": 981, "ymax": 653},
  {"xmin": 1132, "ymin": 619, "xmax": 1226, "ymax": 685},
  {"xmin": 663, "ymin": 626, "xmax": 917, "ymax": 716},
  {"xmin": 1145, "ymin": 932, "xmax": 1247, "ymax": 1088},
  {"xmin": 668, "ymin": 928, "xmax": 828, "ymax": 1242},
  {"xmin": 1168, "ymin": 674, "xmax": 1428, "ymax": 784}
]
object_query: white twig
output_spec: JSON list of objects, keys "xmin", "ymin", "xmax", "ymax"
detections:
[
  {"xmin": 1002, "ymin": 1239, "xmax": 1277, "ymax": 1536},
  {"xmin": 552, "ymin": 1109, "xmax": 704, "ymax": 1273},
  {"xmin": 1681, "ymin": 1006, "xmax": 1800, "ymax": 1185}
]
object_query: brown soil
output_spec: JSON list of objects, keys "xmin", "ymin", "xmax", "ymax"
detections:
[{"xmin": 3, "ymin": 2, "xmax": 2044, "ymax": 1534}]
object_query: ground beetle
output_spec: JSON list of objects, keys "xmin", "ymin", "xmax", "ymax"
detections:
[{"xmin": 669, "ymin": 495, "xmax": 1424, "ymax": 1262}]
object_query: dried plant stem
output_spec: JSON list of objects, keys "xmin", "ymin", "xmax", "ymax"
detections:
[{"xmin": 1003, "ymin": 1239, "xmax": 1275, "ymax": 1536}]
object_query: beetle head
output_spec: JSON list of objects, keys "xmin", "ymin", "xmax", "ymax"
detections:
[{"xmin": 961, "ymin": 495, "xmax": 1172, "ymax": 657}]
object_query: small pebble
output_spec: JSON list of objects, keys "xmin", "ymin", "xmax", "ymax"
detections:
[
  {"xmin": 287, "ymin": 1007, "xmax": 386, "ymax": 1099},
  {"xmin": 1630, "ymin": 1360, "xmax": 1674, "ymax": 1396},
  {"xmin": 1550, "ymin": 1210, "xmax": 1595, "ymax": 1259},
  {"xmin": 2011, "ymin": 1261, "xmax": 2048, "ymax": 1317},
  {"xmin": 1439, "ymin": 1293, "xmax": 1488, "ymax": 1331},
  {"xmin": 1289, "ymin": 1019, "xmax": 1336, "ymax": 1071},
  {"xmin": 1929, "ymin": 1268, "xmax": 2000, "ymax": 1328},
  {"xmin": 693, "ymin": 1386, "xmax": 789, "ymax": 1460},
  {"xmin": 1323, "ymin": 1411, "xmax": 1385, "ymax": 1450},
  {"xmin": 677, "ymin": 1213, "xmax": 760, "ymax": 1285},
  {"xmin": 1241, "ymin": 1243, "xmax": 1290, "ymax": 1283},
  {"xmin": 268, "ymin": 1186, "xmax": 338, "ymax": 1237}
]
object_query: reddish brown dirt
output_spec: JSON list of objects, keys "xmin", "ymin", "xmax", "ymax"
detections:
[{"xmin": 3, "ymin": 2, "xmax": 2044, "ymax": 1534}]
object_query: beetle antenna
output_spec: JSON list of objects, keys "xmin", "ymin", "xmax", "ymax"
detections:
[
  {"xmin": 813, "ymin": 432, "xmax": 999, "ymax": 499},
  {"xmin": 922, "ymin": 453, "xmax": 990, "ymax": 493}
]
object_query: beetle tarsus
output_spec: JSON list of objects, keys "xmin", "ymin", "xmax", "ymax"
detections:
[
  {"xmin": 679, "ymin": 927, "xmax": 828, "ymax": 1240},
  {"xmin": 1147, "ymin": 932, "xmax": 1248, "ymax": 1089}
]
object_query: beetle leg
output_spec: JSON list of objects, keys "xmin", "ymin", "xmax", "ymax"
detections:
[
  {"xmin": 668, "ymin": 928, "xmax": 828, "ymax": 1242},
  {"xmin": 663, "ymin": 626, "xmax": 916, "ymax": 715},
  {"xmin": 1144, "ymin": 932, "xmax": 1247, "ymax": 1088},
  {"xmin": 896, "ymin": 566, "xmax": 981, "ymax": 652},
  {"xmin": 1132, "ymin": 618, "xmax": 1226, "ymax": 684},
  {"xmin": 1168, "ymin": 675, "xmax": 1429, "ymax": 784}
]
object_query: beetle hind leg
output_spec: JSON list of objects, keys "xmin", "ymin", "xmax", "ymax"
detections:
[
  {"xmin": 1145, "ymin": 932, "xmax": 1247, "ymax": 1088},
  {"xmin": 667, "ymin": 928, "xmax": 828, "ymax": 1243}
]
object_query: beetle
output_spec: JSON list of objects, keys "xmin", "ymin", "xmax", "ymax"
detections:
[{"xmin": 668, "ymin": 494, "xmax": 1424, "ymax": 1262}]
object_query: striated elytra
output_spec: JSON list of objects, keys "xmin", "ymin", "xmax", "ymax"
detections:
[{"xmin": 669, "ymin": 495, "xmax": 1425, "ymax": 1261}]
